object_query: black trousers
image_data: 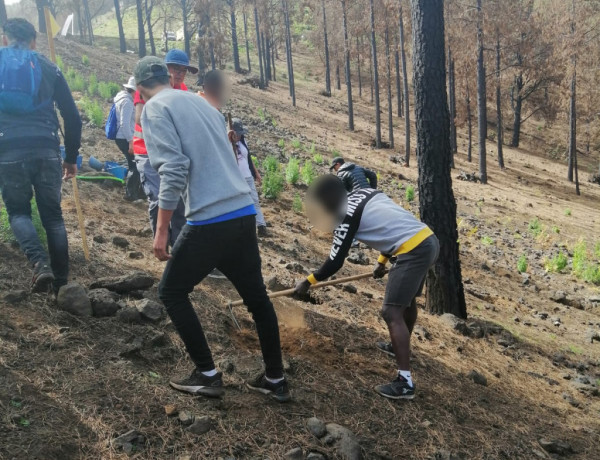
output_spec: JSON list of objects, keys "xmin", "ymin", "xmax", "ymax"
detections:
[{"xmin": 158, "ymin": 215, "xmax": 284, "ymax": 378}]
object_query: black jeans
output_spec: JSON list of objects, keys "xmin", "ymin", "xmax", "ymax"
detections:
[
  {"xmin": 158, "ymin": 215, "xmax": 284, "ymax": 378},
  {"xmin": 115, "ymin": 139, "xmax": 144, "ymax": 201},
  {"xmin": 0, "ymin": 149, "xmax": 69, "ymax": 289}
]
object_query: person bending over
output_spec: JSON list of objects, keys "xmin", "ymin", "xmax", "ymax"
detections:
[
  {"xmin": 135, "ymin": 56, "xmax": 290, "ymax": 402},
  {"xmin": 294, "ymin": 175, "xmax": 438, "ymax": 400},
  {"xmin": 330, "ymin": 156, "xmax": 378, "ymax": 192}
]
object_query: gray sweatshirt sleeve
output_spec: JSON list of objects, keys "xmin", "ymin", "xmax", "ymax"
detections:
[
  {"xmin": 120, "ymin": 98, "xmax": 135, "ymax": 141},
  {"xmin": 141, "ymin": 112, "xmax": 190, "ymax": 211}
]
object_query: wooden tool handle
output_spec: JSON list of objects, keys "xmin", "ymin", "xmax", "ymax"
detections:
[{"xmin": 229, "ymin": 271, "xmax": 379, "ymax": 307}]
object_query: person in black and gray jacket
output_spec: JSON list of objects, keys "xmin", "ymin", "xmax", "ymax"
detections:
[
  {"xmin": 330, "ymin": 156, "xmax": 378, "ymax": 192},
  {"xmin": 0, "ymin": 18, "xmax": 82, "ymax": 294},
  {"xmin": 294, "ymin": 175, "xmax": 438, "ymax": 401}
]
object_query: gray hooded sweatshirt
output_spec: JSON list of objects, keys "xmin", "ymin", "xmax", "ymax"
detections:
[
  {"xmin": 114, "ymin": 90, "xmax": 134, "ymax": 141},
  {"xmin": 141, "ymin": 88, "xmax": 253, "ymax": 221}
]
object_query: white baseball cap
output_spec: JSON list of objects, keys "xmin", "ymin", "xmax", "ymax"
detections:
[{"xmin": 123, "ymin": 76, "xmax": 136, "ymax": 91}]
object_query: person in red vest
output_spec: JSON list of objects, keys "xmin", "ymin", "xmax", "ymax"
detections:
[{"xmin": 132, "ymin": 50, "xmax": 198, "ymax": 246}]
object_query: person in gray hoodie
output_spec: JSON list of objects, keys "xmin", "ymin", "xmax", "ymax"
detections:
[{"xmin": 135, "ymin": 56, "xmax": 290, "ymax": 402}]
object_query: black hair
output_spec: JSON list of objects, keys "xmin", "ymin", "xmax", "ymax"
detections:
[
  {"xmin": 138, "ymin": 75, "xmax": 170, "ymax": 89},
  {"xmin": 308, "ymin": 175, "xmax": 347, "ymax": 215},
  {"xmin": 203, "ymin": 69, "xmax": 224, "ymax": 94},
  {"xmin": 3, "ymin": 18, "xmax": 37, "ymax": 44}
]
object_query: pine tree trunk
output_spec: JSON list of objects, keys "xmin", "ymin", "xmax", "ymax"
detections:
[
  {"xmin": 335, "ymin": 63, "xmax": 341, "ymax": 90},
  {"xmin": 568, "ymin": 71, "xmax": 577, "ymax": 185},
  {"xmin": 36, "ymin": 0, "xmax": 47, "ymax": 34},
  {"xmin": 357, "ymin": 37, "xmax": 363, "ymax": 98},
  {"xmin": 114, "ymin": 0, "xmax": 127, "ymax": 53},
  {"xmin": 342, "ymin": 0, "xmax": 354, "ymax": 131},
  {"xmin": 496, "ymin": 32, "xmax": 504, "ymax": 169},
  {"xmin": 231, "ymin": 2, "xmax": 242, "ymax": 73},
  {"xmin": 262, "ymin": 31, "xmax": 270, "ymax": 83},
  {"xmin": 210, "ymin": 40, "xmax": 216, "ymax": 70},
  {"xmin": 181, "ymin": 0, "xmax": 190, "ymax": 57},
  {"xmin": 83, "ymin": 0, "xmax": 94, "ymax": 45},
  {"xmin": 271, "ymin": 39, "xmax": 277, "ymax": 81},
  {"xmin": 243, "ymin": 12, "xmax": 251, "ymax": 72},
  {"xmin": 510, "ymin": 72, "xmax": 523, "ymax": 147},
  {"xmin": 283, "ymin": 0, "xmax": 296, "ymax": 105},
  {"xmin": 399, "ymin": 5, "xmax": 410, "ymax": 165},
  {"xmin": 395, "ymin": 35, "xmax": 402, "ymax": 118},
  {"xmin": 385, "ymin": 26, "xmax": 394, "ymax": 148},
  {"xmin": 145, "ymin": 0, "xmax": 155, "ymax": 55},
  {"xmin": 476, "ymin": 0, "xmax": 487, "ymax": 184},
  {"xmin": 467, "ymin": 82, "xmax": 473, "ymax": 162},
  {"xmin": 254, "ymin": 6, "xmax": 265, "ymax": 89},
  {"xmin": 369, "ymin": 0, "xmax": 381, "ymax": 148},
  {"xmin": 321, "ymin": 0, "xmax": 331, "ymax": 96},
  {"xmin": 136, "ymin": 0, "xmax": 146, "ymax": 57},
  {"xmin": 448, "ymin": 48, "xmax": 457, "ymax": 158},
  {"xmin": 409, "ymin": 0, "xmax": 467, "ymax": 319}
]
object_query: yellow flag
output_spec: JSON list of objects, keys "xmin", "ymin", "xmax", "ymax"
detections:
[{"xmin": 49, "ymin": 12, "xmax": 61, "ymax": 38}]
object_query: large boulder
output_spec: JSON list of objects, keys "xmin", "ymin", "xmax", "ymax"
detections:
[
  {"xmin": 136, "ymin": 299, "xmax": 164, "ymax": 322},
  {"xmin": 57, "ymin": 283, "xmax": 92, "ymax": 317},
  {"xmin": 90, "ymin": 272, "xmax": 154, "ymax": 294}
]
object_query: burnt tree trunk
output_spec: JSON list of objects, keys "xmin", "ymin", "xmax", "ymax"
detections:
[
  {"xmin": 395, "ymin": 34, "xmax": 403, "ymax": 118},
  {"xmin": 510, "ymin": 71, "xmax": 523, "ymax": 147},
  {"xmin": 399, "ymin": 4, "xmax": 410, "ymax": 165},
  {"xmin": 466, "ymin": 77, "xmax": 472, "ymax": 162},
  {"xmin": 496, "ymin": 31, "xmax": 504, "ymax": 168},
  {"xmin": 35, "ymin": 0, "xmax": 47, "ymax": 33},
  {"xmin": 342, "ymin": 0, "xmax": 354, "ymax": 130},
  {"xmin": 136, "ymin": 0, "xmax": 146, "ymax": 57},
  {"xmin": 254, "ymin": 6, "xmax": 265, "ymax": 89},
  {"xmin": 369, "ymin": 0, "xmax": 381, "ymax": 148},
  {"xmin": 335, "ymin": 63, "xmax": 341, "ymax": 90},
  {"xmin": 283, "ymin": 0, "xmax": 296, "ymax": 105},
  {"xmin": 271, "ymin": 38, "xmax": 276, "ymax": 81},
  {"xmin": 243, "ymin": 12, "xmax": 251, "ymax": 72},
  {"xmin": 409, "ymin": 0, "xmax": 467, "ymax": 319},
  {"xmin": 448, "ymin": 47, "xmax": 457, "ymax": 160},
  {"xmin": 262, "ymin": 31, "xmax": 271, "ymax": 83},
  {"xmin": 476, "ymin": 0, "xmax": 487, "ymax": 184},
  {"xmin": 231, "ymin": 1, "xmax": 242, "ymax": 73},
  {"xmin": 181, "ymin": 0, "xmax": 190, "ymax": 56},
  {"xmin": 114, "ymin": 0, "xmax": 127, "ymax": 53},
  {"xmin": 385, "ymin": 26, "xmax": 394, "ymax": 148},
  {"xmin": 568, "ymin": 71, "xmax": 578, "ymax": 189},
  {"xmin": 321, "ymin": 0, "xmax": 331, "ymax": 96},
  {"xmin": 82, "ymin": 0, "xmax": 94, "ymax": 45},
  {"xmin": 357, "ymin": 36, "xmax": 363, "ymax": 98},
  {"xmin": 145, "ymin": 0, "xmax": 156, "ymax": 55}
]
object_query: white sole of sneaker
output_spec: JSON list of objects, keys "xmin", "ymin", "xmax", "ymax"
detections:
[
  {"xmin": 246, "ymin": 383, "xmax": 291, "ymax": 402},
  {"xmin": 169, "ymin": 382, "xmax": 224, "ymax": 398},
  {"xmin": 374, "ymin": 388, "xmax": 415, "ymax": 400}
]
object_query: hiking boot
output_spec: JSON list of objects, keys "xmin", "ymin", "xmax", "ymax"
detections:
[
  {"xmin": 31, "ymin": 262, "xmax": 55, "ymax": 293},
  {"xmin": 374, "ymin": 375, "xmax": 415, "ymax": 400},
  {"xmin": 376, "ymin": 341, "xmax": 395, "ymax": 357},
  {"xmin": 257, "ymin": 226, "xmax": 269, "ymax": 238},
  {"xmin": 208, "ymin": 269, "xmax": 227, "ymax": 280},
  {"xmin": 246, "ymin": 373, "xmax": 291, "ymax": 402},
  {"xmin": 169, "ymin": 369, "xmax": 224, "ymax": 398}
]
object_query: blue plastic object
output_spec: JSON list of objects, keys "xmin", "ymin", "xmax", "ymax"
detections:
[
  {"xmin": 60, "ymin": 146, "xmax": 82, "ymax": 169},
  {"xmin": 88, "ymin": 155, "xmax": 103, "ymax": 171},
  {"xmin": 104, "ymin": 161, "xmax": 128, "ymax": 180}
]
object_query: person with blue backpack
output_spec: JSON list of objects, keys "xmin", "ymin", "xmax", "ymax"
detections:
[{"xmin": 0, "ymin": 18, "xmax": 82, "ymax": 293}]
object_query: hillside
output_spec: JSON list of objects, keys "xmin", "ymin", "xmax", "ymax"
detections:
[{"xmin": 1, "ymin": 36, "xmax": 600, "ymax": 460}]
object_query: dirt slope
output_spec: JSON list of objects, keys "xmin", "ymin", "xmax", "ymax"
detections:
[{"xmin": 1, "ymin": 37, "xmax": 599, "ymax": 460}]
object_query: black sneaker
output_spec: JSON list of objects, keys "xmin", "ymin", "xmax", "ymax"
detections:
[
  {"xmin": 376, "ymin": 341, "xmax": 395, "ymax": 357},
  {"xmin": 169, "ymin": 369, "xmax": 224, "ymax": 398},
  {"xmin": 374, "ymin": 375, "xmax": 415, "ymax": 400},
  {"xmin": 257, "ymin": 226, "xmax": 269, "ymax": 238},
  {"xmin": 208, "ymin": 269, "xmax": 227, "ymax": 280},
  {"xmin": 31, "ymin": 262, "xmax": 55, "ymax": 293},
  {"xmin": 246, "ymin": 373, "xmax": 291, "ymax": 402}
]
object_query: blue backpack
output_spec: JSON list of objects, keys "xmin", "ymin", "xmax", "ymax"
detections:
[
  {"xmin": 0, "ymin": 47, "xmax": 43, "ymax": 114},
  {"xmin": 105, "ymin": 103, "xmax": 118, "ymax": 140}
]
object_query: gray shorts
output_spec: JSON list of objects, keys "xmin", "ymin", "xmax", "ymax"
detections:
[{"xmin": 383, "ymin": 235, "xmax": 440, "ymax": 307}]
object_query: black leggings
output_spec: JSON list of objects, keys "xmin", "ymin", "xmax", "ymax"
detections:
[
  {"xmin": 115, "ymin": 138, "xmax": 136, "ymax": 171},
  {"xmin": 158, "ymin": 215, "xmax": 284, "ymax": 378}
]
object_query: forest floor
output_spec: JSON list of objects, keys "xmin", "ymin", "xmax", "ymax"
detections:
[{"xmin": 1, "ymin": 38, "xmax": 600, "ymax": 460}]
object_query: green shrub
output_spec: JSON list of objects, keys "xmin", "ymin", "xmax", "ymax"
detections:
[
  {"xmin": 83, "ymin": 99, "xmax": 104, "ymax": 127},
  {"xmin": 313, "ymin": 153, "xmax": 324, "ymax": 165},
  {"xmin": 301, "ymin": 160, "xmax": 316, "ymax": 185},
  {"xmin": 262, "ymin": 161, "xmax": 285, "ymax": 200},
  {"xmin": 0, "ymin": 200, "xmax": 47, "ymax": 248},
  {"xmin": 285, "ymin": 157, "xmax": 300, "ymax": 185},
  {"xmin": 81, "ymin": 54, "xmax": 90, "ymax": 66},
  {"xmin": 98, "ymin": 81, "xmax": 121, "ymax": 99},
  {"xmin": 56, "ymin": 55, "xmax": 64, "ymax": 71},
  {"xmin": 257, "ymin": 107, "xmax": 266, "ymax": 121},
  {"xmin": 528, "ymin": 218, "xmax": 542, "ymax": 237},
  {"xmin": 66, "ymin": 69, "xmax": 85, "ymax": 92},
  {"xmin": 564, "ymin": 208, "xmax": 572, "ymax": 216},
  {"xmin": 305, "ymin": 142, "xmax": 316, "ymax": 154},
  {"xmin": 292, "ymin": 194, "xmax": 303, "ymax": 213},
  {"xmin": 480, "ymin": 236, "xmax": 494, "ymax": 246},
  {"xmin": 517, "ymin": 254, "xmax": 528, "ymax": 273},
  {"xmin": 405, "ymin": 185, "xmax": 415, "ymax": 202},
  {"xmin": 551, "ymin": 225, "xmax": 560, "ymax": 234},
  {"xmin": 594, "ymin": 241, "xmax": 600, "ymax": 259},
  {"xmin": 277, "ymin": 139, "xmax": 285, "ymax": 149},
  {"xmin": 87, "ymin": 74, "xmax": 98, "ymax": 97},
  {"xmin": 251, "ymin": 155, "xmax": 259, "ymax": 170},
  {"xmin": 291, "ymin": 138, "xmax": 302, "ymax": 150},
  {"xmin": 545, "ymin": 252, "xmax": 568, "ymax": 273},
  {"xmin": 572, "ymin": 240, "xmax": 600, "ymax": 284}
]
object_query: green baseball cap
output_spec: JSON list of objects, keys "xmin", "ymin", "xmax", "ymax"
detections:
[{"xmin": 134, "ymin": 56, "xmax": 169, "ymax": 85}]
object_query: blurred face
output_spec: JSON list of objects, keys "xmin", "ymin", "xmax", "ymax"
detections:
[
  {"xmin": 232, "ymin": 132, "xmax": 242, "ymax": 142},
  {"xmin": 333, "ymin": 163, "xmax": 342, "ymax": 172},
  {"xmin": 167, "ymin": 64, "xmax": 187, "ymax": 86}
]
